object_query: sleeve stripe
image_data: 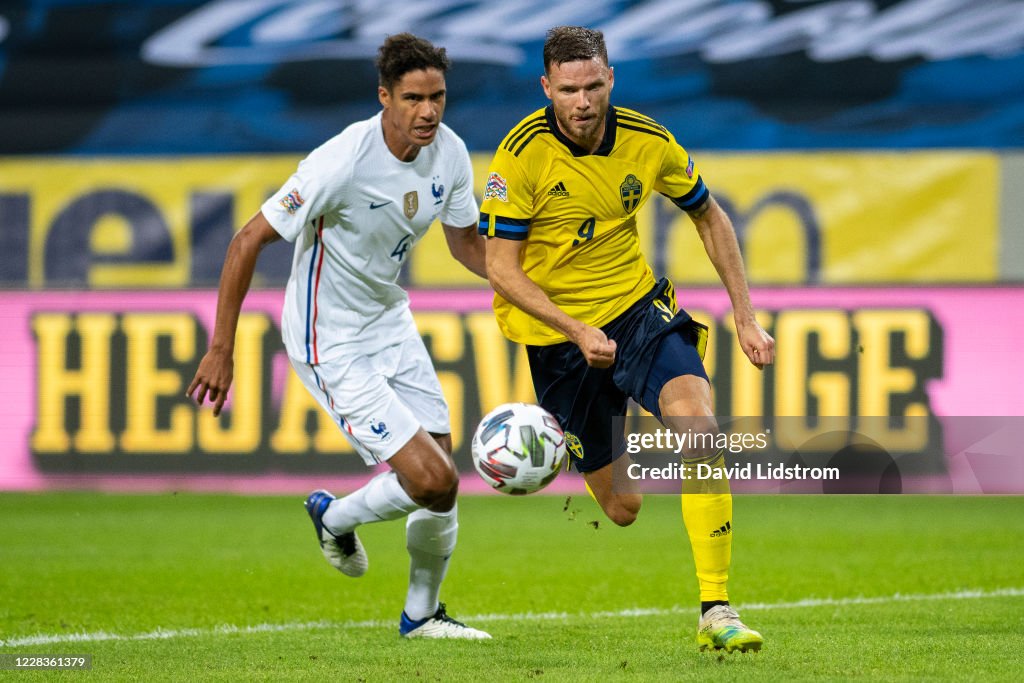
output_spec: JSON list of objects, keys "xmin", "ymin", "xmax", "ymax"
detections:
[
  {"xmin": 668, "ymin": 178, "xmax": 709, "ymax": 211},
  {"xmin": 514, "ymin": 128, "xmax": 551, "ymax": 156},
  {"xmin": 516, "ymin": 133, "xmax": 548, "ymax": 156},
  {"xmin": 617, "ymin": 111, "xmax": 667, "ymax": 132},
  {"xmin": 479, "ymin": 212, "xmax": 530, "ymax": 239},
  {"xmin": 616, "ymin": 106, "xmax": 659, "ymax": 124},
  {"xmin": 617, "ymin": 122, "xmax": 669, "ymax": 143},
  {"xmin": 489, "ymin": 226, "xmax": 529, "ymax": 240},
  {"xmin": 502, "ymin": 117, "xmax": 547, "ymax": 151},
  {"xmin": 479, "ymin": 211, "xmax": 529, "ymax": 226},
  {"xmin": 499, "ymin": 113, "xmax": 548, "ymax": 149}
]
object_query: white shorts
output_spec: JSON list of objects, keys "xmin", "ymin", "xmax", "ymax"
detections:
[{"xmin": 289, "ymin": 335, "xmax": 450, "ymax": 466}]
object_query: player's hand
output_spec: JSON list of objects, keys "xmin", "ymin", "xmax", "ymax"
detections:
[
  {"xmin": 736, "ymin": 317, "xmax": 774, "ymax": 369},
  {"xmin": 572, "ymin": 324, "xmax": 617, "ymax": 368},
  {"xmin": 187, "ymin": 348, "xmax": 234, "ymax": 416}
]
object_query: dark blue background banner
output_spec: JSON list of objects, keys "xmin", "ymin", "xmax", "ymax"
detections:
[{"xmin": 1, "ymin": 0, "xmax": 1022, "ymax": 153}]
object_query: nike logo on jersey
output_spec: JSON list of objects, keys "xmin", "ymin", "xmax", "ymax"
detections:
[{"xmin": 369, "ymin": 201, "xmax": 393, "ymax": 209}]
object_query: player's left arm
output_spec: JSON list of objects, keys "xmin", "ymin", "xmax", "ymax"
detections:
[
  {"xmin": 439, "ymin": 137, "xmax": 487, "ymax": 279},
  {"xmin": 689, "ymin": 196, "xmax": 775, "ymax": 369},
  {"xmin": 442, "ymin": 223, "xmax": 488, "ymax": 279}
]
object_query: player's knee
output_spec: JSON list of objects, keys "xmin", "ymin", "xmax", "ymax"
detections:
[
  {"xmin": 409, "ymin": 462, "xmax": 458, "ymax": 508},
  {"xmin": 665, "ymin": 414, "xmax": 720, "ymax": 463},
  {"xmin": 604, "ymin": 495, "xmax": 641, "ymax": 527}
]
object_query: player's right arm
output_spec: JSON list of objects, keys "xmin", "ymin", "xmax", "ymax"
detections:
[
  {"xmin": 481, "ymin": 126, "xmax": 617, "ymax": 367},
  {"xmin": 187, "ymin": 211, "xmax": 281, "ymax": 415},
  {"xmin": 485, "ymin": 236, "xmax": 616, "ymax": 368}
]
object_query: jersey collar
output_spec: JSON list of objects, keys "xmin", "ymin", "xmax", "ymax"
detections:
[{"xmin": 544, "ymin": 105, "xmax": 617, "ymax": 157}]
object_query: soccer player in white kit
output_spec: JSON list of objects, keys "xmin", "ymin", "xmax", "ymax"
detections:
[{"xmin": 187, "ymin": 34, "xmax": 490, "ymax": 640}]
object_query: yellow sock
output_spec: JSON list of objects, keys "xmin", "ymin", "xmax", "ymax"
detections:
[{"xmin": 680, "ymin": 449, "xmax": 732, "ymax": 602}]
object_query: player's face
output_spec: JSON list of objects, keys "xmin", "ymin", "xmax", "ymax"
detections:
[
  {"xmin": 379, "ymin": 68, "xmax": 447, "ymax": 160},
  {"xmin": 541, "ymin": 57, "xmax": 614, "ymax": 152}
]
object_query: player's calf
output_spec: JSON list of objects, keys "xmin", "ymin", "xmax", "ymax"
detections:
[{"xmin": 584, "ymin": 459, "xmax": 642, "ymax": 526}]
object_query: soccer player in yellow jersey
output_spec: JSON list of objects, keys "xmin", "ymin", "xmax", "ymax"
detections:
[{"xmin": 479, "ymin": 26, "xmax": 775, "ymax": 653}]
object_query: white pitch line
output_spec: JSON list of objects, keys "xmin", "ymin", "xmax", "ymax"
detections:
[{"xmin": 3, "ymin": 586, "xmax": 1022, "ymax": 649}]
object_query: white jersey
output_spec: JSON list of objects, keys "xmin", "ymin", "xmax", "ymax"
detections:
[{"xmin": 261, "ymin": 112, "xmax": 478, "ymax": 364}]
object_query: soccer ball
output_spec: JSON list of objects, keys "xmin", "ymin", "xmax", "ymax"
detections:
[{"xmin": 471, "ymin": 403, "xmax": 566, "ymax": 495}]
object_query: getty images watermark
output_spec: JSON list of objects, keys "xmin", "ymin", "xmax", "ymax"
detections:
[
  {"xmin": 624, "ymin": 427, "xmax": 840, "ymax": 483},
  {"xmin": 605, "ymin": 415, "xmax": 1024, "ymax": 495}
]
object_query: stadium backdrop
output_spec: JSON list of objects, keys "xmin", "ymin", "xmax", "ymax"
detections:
[{"xmin": 1, "ymin": 0, "xmax": 1022, "ymax": 490}]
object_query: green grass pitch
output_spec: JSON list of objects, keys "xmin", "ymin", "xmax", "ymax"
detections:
[{"xmin": 1, "ymin": 492, "xmax": 1022, "ymax": 681}]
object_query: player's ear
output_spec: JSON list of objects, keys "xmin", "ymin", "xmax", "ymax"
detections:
[
  {"xmin": 540, "ymin": 74, "xmax": 552, "ymax": 100},
  {"xmin": 608, "ymin": 65, "xmax": 614, "ymax": 92},
  {"xmin": 378, "ymin": 85, "xmax": 390, "ymax": 109}
]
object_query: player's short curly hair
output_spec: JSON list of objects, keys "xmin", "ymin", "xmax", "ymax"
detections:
[
  {"xmin": 377, "ymin": 33, "xmax": 450, "ymax": 91},
  {"xmin": 543, "ymin": 26, "xmax": 608, "ymax": 73}
]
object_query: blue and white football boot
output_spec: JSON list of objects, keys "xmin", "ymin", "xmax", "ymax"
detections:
[
  {"xmin": 304, "ymin": 489, "xmax": 368, "ymax": 577},
  {"xmin": 400, "ymin": 603, "xmax": 491, "ymax": 640}
]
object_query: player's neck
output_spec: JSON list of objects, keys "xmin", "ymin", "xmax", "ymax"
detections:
[
  {"xmin": 380, "ymin": 116, "xmax": 422, "ymax": 163},
  {"xmin": 382, "ymin": 135, "xmax": 421, "ymax": 163}
]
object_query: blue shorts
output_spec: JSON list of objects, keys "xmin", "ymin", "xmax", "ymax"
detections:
[{"xmin": 526, "ymin": 278, "xmax": 709, "ymax": 473}]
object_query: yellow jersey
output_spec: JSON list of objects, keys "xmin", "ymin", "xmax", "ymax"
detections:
[{"xmin": 479, "ymin": 105, "xmax": 708, "ymax": 345}]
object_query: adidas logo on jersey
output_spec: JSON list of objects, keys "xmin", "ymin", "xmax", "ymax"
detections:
[
  {"xmin": 547, "ymin": 181, "xmax": 570, "ymax": 198},
  {"xmin": 710, "ymin": 521, "xmax": 732, "ymax": 537}
]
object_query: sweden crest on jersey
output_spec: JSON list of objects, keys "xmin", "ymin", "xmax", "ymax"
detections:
[{"xmin": 620, "ymin": 174, "xmax": 642, "ymax": 214}]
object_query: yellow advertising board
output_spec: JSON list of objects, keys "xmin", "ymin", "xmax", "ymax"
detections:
[
  {"xmin": 413, "ymin": 152, "xmax": 1000, "ymax": 286},
  {"xmin": 0, "ymin": 152, "xmax": 998, "ymax": 288}
]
